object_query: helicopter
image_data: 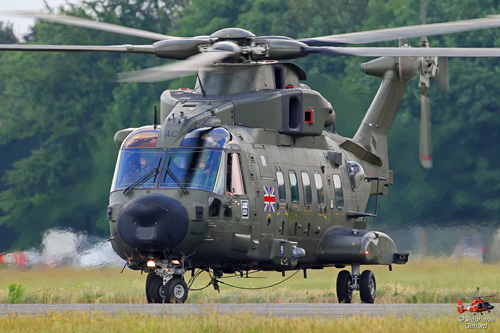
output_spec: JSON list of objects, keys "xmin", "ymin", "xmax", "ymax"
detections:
[
  {"xmin": 3, "ymin": 8, "xmax": 500, "ymax": 304},
  {"xmin": 457, "ymin": 296, "xmax": 495, "ymax": 315}
]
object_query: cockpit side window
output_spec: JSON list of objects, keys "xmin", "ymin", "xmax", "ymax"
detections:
[{"xmin": 226, "ymin": 153, "xmax": 246, "ymax": 196}]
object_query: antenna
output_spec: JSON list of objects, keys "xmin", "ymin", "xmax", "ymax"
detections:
[
  {"xmin": 153, "ymin": 105, "xmax": 158, "ymax": 129},
  {"xmin": 197, "ymin": 74, "xmax": 206, "ymax": 96}
]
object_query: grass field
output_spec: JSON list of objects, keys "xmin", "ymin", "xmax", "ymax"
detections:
[
  {"xmin": 0, "ymin": 257, "xmax": 499, "ymax": 304},
  {"xmin": 1, "ymin": 257, "xmax": 498, "ymax": 332},
  {"xmin": 0, "ymin": 312, "xmax": 467, "ymax": 333}
]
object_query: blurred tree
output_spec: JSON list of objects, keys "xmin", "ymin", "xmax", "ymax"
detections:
[
  {"xmin": 1, "ymin": 0, "xmax": 500, "ymax": 250},
  {"xmin": 0, "ymin": 0, "xmax": 188, "ymax": 248},
  {"xmin": 0, "ymin": 21, "xmax": 19, "ymax": 251}
]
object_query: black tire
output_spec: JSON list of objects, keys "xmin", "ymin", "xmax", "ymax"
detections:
[
  {"xmin": 165, "ymin": 276, "xmax": 189, "ymax": 303},
  {"xmin": 148, "ymin": 274, "xmax": 166, "ymax": 303},
  {"xmin": 336, "ymin": 270, "xmax": 352, "ymax": 303},
  {"xmin": 145, "ymin": 272, "xmax": 159, "ymax": 304},
  {"xmin": 360, "ymin": 270, "xmax": 376, "ymax": 303}
]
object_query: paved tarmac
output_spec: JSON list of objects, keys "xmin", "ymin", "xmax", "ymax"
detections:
[{"xmin": 3, "ymin": 303, "xmax": 497, "ymax": 317}]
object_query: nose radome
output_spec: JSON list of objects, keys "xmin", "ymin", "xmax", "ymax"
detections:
[{"xmin": 117, "ymin": 193, "xmax": 189, "ymax": 252}]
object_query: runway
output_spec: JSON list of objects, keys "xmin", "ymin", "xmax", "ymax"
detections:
[{"xmin": 3, "ymin": 303, "xmax": 496, "ymax": 317}]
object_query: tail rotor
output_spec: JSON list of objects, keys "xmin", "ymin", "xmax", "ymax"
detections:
[
  {"xmin": 457, "ymin": 298, "xmax": 465, "ymax": 313},
  {"xmin": 415, "ymin": 0, "xmax": 448, "ymax": 168}
]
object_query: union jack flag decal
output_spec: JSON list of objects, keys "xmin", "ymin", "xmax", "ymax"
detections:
[{"xmin": 263, "ymin": 186, "xmax": 276, "ymax": 212}]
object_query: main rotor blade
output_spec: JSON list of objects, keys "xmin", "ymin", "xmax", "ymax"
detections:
[
  {"xmin": 1, "ymin": 10, "xmax": 178, "ymax": 41},
  {"xmin": 117, "ymin": 51, "xmax": 234, "ymax": 82},
  {"xmin": 300, "ymin": 16, "xmax": 500, "ymax": 46},
  {"xmin": 304, "ymin": 46, "xmax": 500, "ymax": 57},
  {"xmin": 0, "ymin": 43, "xmax": 156, "ymax": 54},
  {"xmin": 420, "ymin": 95, "xmax": 432, "ymax": 168}
]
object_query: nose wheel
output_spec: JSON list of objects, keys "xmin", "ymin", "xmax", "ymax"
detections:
[
  {"xmin": 146, "ymin": 272, "xmax": 189, "ymax": 303},
  {"xmin": 336, "ymin": 265, "xmax": 376, "ymax": 303}
]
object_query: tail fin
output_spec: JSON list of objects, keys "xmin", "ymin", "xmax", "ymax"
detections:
[
  {"xmin": 457, "ymin": 298, "xmax": 464, "ymax": 313},
  {"xmin": 354, "ymin": 57, "xmax": 413, "ymax": 172}
]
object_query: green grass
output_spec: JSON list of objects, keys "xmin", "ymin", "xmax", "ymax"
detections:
[
  {"xmin": 0, "ymin": 257, "xmax": 499, "ymax": 304},
  {"xmin": 0, "ymin": 312, "xmax": 466, "ymax": 333}
]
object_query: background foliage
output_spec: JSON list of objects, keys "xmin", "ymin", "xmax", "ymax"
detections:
[{"xmin": 1, "ymin": 0, "xmax": 500, "ymax": 250}]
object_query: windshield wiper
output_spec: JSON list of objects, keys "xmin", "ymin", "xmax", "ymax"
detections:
[
  {"xmin": 123, "ymin": 158, "xmax": 162, "ymax": 195},
  {"xmin": 163, "ymin": 157, "xmax": 189, "ymax": 194},
  {"xmin": 165, "ymin": 167, "xmax": 189, "ymax": 194}
]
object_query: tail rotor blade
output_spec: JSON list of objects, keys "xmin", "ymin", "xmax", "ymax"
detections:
[
  {"xmin": 421, "ymin": 0, "xmax": 427, "ymax": 25},
  {"xmin": 434, "ymin": 57, "xmax": 449, "ymax": 93},
  {"xmin": 420, "ymin": 95, "xmax": 432, "ymax": 168}
]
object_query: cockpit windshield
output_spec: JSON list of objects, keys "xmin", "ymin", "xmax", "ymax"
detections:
[
  {"xmin": 111, "ymin": 127, "xmax": 231, "ymax": 194},
  {"xmin": 161, "ymin": 148, "xmax": 224, "ymax": 194},
  {"xmin": 160, "ymin": 127, "xmax": 229, "ymax": 194},
  {"xmin": 113, "ymin": 148, "xmax": 164, "ymax": 191}
]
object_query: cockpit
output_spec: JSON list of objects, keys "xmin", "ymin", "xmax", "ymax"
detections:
[{"xmin": 111, "ymin": 126, "xmax": 243, "ymax": 196}]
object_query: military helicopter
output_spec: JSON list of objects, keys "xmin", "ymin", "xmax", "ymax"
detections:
[{"xmin": 3, "ymin": 9, "xmax": 500, "ymax": 304}]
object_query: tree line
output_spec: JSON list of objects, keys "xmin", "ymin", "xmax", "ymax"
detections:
[{"xmin": 1, "ymin": 0, "xmax": 500, "ymax": 250}]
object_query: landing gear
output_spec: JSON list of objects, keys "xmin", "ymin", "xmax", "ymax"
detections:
[
  {"xmin": 148, "ymin": 272, "xmax": 165, "ymax": 303},
  {"xmin": 145, "ymin": 259, "xmax": 188, "ymax": 303},
  {"xmin": 145, "ymin": 271, "xmax": 160, "ymax": 303},
  {"xmin": 359, "ymin": 270, "xmax": 376, "ymax": 303},
  {"xmin": 165, "ymin": 277, "xmax": 189, "ymax": 303},
  {"xmin": 336, "ymin": 270, "xmax": 353, "ymax": 303},
  {"xmin": 336, "ymin": 265, "xmax": 377, "ymax": 303},
  {"xmin": 146, "ymin": 273, "xmax": 189, "ymax": 303}
]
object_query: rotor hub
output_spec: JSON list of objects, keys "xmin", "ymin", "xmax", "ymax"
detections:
[{"xmin": 210, "ymin": 28, "xmax": 256, "ymax": 45}]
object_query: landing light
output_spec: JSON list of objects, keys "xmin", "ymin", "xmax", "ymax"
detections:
[
  {"xmin": 146, "ymin": 260, "xmax": 156, "ymax": 268},
  {"xmin": 172, "ymin": 259, "xmax": 181, "ymax": 265}
]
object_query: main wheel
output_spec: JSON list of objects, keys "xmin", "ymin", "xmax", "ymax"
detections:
[
  {"xmin": 336, "ymin": 270, "xmax": 353, "ymax": 303},
  {"xmin": 359, "ymin": 270, "xmax": 376, "ymax": 303},
  {"xmin": 165, "ymin": 276, "xmax": 189, "ymax": 303}
]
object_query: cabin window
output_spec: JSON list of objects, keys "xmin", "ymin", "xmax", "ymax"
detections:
[
  {"xmin": 276, "ymin": 171, "xmax": 286, "ymax": 201},
  {"xmin": 314, "ymin": 173, "xmax": 325, "ymax": 206},
  {"xmin": 333, "ymin": 174, "xmax": 344, "ymax": 209},
  {"xmin": 226, "ymin": 153, "xmax": 246, "ymax": 195},
  {"xmin": 289, "ymin": 171, "xmax": 299, "ymax": 203},
  {"xmin": 301, "ymin": 172, "xmax": 312, "ymax": 206}
]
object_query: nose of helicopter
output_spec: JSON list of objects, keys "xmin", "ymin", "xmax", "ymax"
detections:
[{"xmin": 117, "ymin": 193, "xmax": 189, "ymax": 252}]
